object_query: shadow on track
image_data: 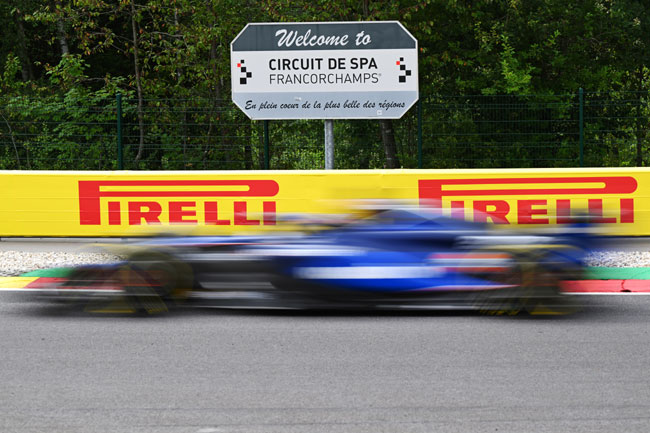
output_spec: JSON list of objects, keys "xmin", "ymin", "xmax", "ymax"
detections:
[{"xmin": 10, "ymin": 297, "xmax": 640, "ymax": 325}]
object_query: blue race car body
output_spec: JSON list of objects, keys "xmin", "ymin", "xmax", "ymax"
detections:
[{"xmin": 49, "ymin": 206, "xmax": 595, "ymax": 314}]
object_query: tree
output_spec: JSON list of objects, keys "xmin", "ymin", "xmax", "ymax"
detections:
[{"xmin": 1, "ymin": 0, "xmax": 648, "ymax": 170}]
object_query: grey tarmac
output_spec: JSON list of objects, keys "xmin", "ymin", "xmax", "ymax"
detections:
[{"xmin": 1, "ymin": 293, "xmax": 650, "ymax": 433}]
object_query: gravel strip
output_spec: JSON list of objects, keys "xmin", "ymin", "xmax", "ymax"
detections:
[
  {"xmin": 583, "ymin": 250, "xmax": 650, "ymax": 268},
  {"xmin": 1, "ymin": 250, "xmax": 650, "ymax": 278},
  {"xmin": 0, "ymin": 251, "xmax": 123, "ymax": 277}
]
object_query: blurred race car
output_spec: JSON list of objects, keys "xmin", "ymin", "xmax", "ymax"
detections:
[{"xmin": 42, "ymin": 205, "xmax": 597, "ymax": 315}]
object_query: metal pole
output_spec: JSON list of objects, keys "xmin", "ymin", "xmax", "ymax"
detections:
[
  {"xmin": 263, "ymin": 120, "xmax": 270, "ymax": 170},
  {"xmin": 417, "ymin": 98, "xmax": 423, "ymax": 168},
  {"xmin": 579, "ymin": 88, "xmax": 584, "ymax": 167},
  {"xmin": 324, "ymin": 119, "xmax": 334, "ymax": 169},
  {"xmin": 116, "ymin": 93, "xmax": 123, "ymax": 170}
]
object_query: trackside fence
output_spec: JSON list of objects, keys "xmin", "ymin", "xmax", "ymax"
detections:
[{"xmin": 0, "ymin": 90, "xmax": 648, "ymax": 170}]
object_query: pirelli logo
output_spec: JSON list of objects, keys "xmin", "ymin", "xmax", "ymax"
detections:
[
  {"xmin": 418, "ymin": 176, "xmax": 638, "ymax": 224},
  {"xmin": 79, "ymin": 180, "xmax": 279, "ymax": 226}
]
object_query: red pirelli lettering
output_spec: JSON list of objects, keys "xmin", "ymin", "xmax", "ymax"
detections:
[
  {"xmin": 450, "ymin": 200, "xmax": 465, "ymax": 219},
  {"xmin": 263, "ymin": 202, "xmax": 276, "ymax": 225},
  {"xmin": 473, "ymin": 200, "xmax": 510, "ymax": 224},
  {"xmin": 620, "ymin": 198, "xmax": 634, "ymax": 223},
  {"xmin": 419, "ymin": 176, "xmax": 638, "ymax": 225},
  {"xmin": 517, "ymin": 200, "xmax": 549, "ymax": 224},
  {"xmin": 169, "ymin": 201, "xmax": 198, "ymax": 224},
  {"xmin": 556, "ymin": 199, "xmax": 572, "ymax": 224},
  {"xmin": 79, "ymin": 179, "xmax": 279, "ymax": 225},
  {"xmin": 108, "ymin": 201, "xmax": 121, "ymax": 225},
  {"xmin": 419, "ymin": 176, "xmax": 638, "ymax": 203},
  {"xmin": 233, "ymin": 202, "xmax": 259, "ymax": 225},
  {"xmin": 128, "ymin": 201, "xmax": 162, "ymax": 225},
  {"xmin": 204, "ymin": 202, "xmax": 229, "ymax": 225}
]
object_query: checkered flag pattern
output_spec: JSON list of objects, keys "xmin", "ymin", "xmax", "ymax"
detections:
[
  {"xmin": 237, "ymin": 59, "xmax": 252, "ymax": 85},
  {"xmin": 396, "ymin": 57, "xmax": 412, "ymax": 83}
]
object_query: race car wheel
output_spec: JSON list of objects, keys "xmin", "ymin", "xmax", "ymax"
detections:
[
  {"xmin": 507, "ymin": 251, "xmax": 574, "ymax": 316},
  {"xmin": 474, "ymin": 249, "xmax": 564, "ymax": 316},
  {"xmin": 119, "ymin": 252, "xmax": 194, "ymax": 313},
  {"xmin": 474, "ymin": 261, "xmax": 526, "ymax": 315},
  {"xmin": 521, "ymin": 265, "xmax": 578, "ymax": 315}
]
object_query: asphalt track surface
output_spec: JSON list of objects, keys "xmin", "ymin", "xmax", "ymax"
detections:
[
  {"xmin": 0, "ymin": 292, "xmax": 649, "ymax": 433},
  {"xmin": 2, "ymin": 240, "xmax": 650, "ymax": 433}
]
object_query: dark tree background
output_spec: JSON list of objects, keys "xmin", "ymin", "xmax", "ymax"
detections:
[{"xmin": 0, "ymin": 0, "xmax": 648, "ymax": 170}]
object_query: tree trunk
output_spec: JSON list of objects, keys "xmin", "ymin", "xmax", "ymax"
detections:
[
  {"xmin": 57, "ymin": 19, "xmax": 69, "ymax": 55},
  {"xmin": 204, "ymin": 1, "xmax": 223, "ymax": 168},
  {"xmin": 173, "ymin": 9, "xmax": 189, "ymax": 166},
  {"xmin": 13, "ymin": 9, "xmax": 34, "ymax": 81},
  {"xmin": 204, "ymin": 39, "xmax": 220, "ymax": 168},
  {"xmin": 380, "ymin": 119, "xmax": 401, "ymax": 168},
  {"xmin": 636, "ymin": 70, "xmax": 645, "ymax": 167},
  {"xmin": 1, "ymin": 113, "xmax": 21, "ymax": 169},
  {"xmin": 636, "ymin": 99, "xmax": 643, "ymax": 167},
  {"xmin": 130, "ymin": 0, "xmax": 146, "ymax": 164}
]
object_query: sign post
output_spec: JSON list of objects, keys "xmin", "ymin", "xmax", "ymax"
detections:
[
  {"xmin": 231, "ymin": 21, "xmax": 418, "ymax": 167},
  {"xmin": 324, "ymin": 120, "xmax": 334, "ymax": 169}
]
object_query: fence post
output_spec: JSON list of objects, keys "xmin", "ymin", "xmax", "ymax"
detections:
[
  {"xmin": 417, "ymin": 98, "xmax": 423, "ymax": 168},
  {"xmin": 263, "ymin": 120, "xmax": 270, "ymax": 169},
  {"xmin": 116, "ymin": 93, "xmax": 123, "ymax": 170},
  {"xmin": 579, "ymin": 88, "xmax": 584, "ymax": 167}
]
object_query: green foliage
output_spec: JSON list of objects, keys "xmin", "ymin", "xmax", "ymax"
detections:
[
  {"xmin": 0, "ymin": 90, "xmax": 117, "ymax": 170},
  {"xmin": 0, "ymin": 0, "xmax": 649, "ymax": 170},
  {"xmin": 0, "ymin": 54, "xmax": 23, "ymax": 92},
  {"xmin": 46, "ymin": 53, "xmax": 87, "ymax": 89}
]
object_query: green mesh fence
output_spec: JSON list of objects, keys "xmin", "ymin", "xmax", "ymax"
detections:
[
  {"xmin": 0, "ymin": 91, "xmax": 648, "ymax": 170},
  {"xmin": 583, "ymin": 91, "xmax": 650, "ymax": 167},
  {"xmin": 419, "ymin": 94, "xmax": 580, "ymax": 168}
]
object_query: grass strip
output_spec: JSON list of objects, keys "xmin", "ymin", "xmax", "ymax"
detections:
[
  {"xmin": 585, "ymin": 267, "xmax": 650, "ymax": 280},
  {"xmin": 20, "ymin": 267, "xmax": 74, "ymax": 278}
]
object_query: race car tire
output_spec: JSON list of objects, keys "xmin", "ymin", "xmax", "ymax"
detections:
[
  {"xmin": 120, "ymin": 251, "xmax": 194, "ymax": 313},
  {"xmin": 511, "ymin": 251, "xmax": 577, "ymax": 315},
  {"xmin": 473, "ymin": 249, "xmax": 565, "ymax": 315}
]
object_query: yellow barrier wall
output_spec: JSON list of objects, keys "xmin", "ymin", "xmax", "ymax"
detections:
[{"xmin": 1, "ymin": 168, "xmax": 648, "ymax": 236}]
